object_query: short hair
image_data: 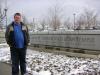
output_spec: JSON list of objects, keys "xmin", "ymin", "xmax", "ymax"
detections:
[{"xmin": 14, "ymin": 13, "xmax": 21, "ymax": 17}]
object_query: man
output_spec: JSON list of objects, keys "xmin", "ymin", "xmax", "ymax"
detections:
[{"xmin": 5, "ymin": 13, "xmax": 30, "ymax": 75}]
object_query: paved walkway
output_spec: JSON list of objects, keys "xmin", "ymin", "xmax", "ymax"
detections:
[
  {"xmin": 0, "ymin": 62, "xmax": 28, "ymax": 75},
  {"xmin": 0, "ymin": 62, "xmax": 11, "ymax": 75}
]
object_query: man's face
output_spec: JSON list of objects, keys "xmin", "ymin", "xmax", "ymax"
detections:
[{"xmin": 14, "ymin": 15, "xmax": 21, "ymax": 23}]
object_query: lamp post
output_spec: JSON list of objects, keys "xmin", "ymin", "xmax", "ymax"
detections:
[
  {"xmin": 33, "ymin": 18, "xmax": 35, "ymax": 32},
  {"xmin": 5, "ymin": 0, "xmax": 8, "ymax": 28},
  {"xmin": 4, "ymin": 8, "xmax": 7, "ymax": 28},
  {"xmin": 0, "ymin": 0, "xmax": 8, "ymax": 29},
  {"xmin": 73, "ymin": 13, "xmax": 76, "ymax": 30}
]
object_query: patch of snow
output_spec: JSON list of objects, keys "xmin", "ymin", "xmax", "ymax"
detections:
[
  {"xmin": 0, "ymin": 44, "xmax": 100, "ymax": 75},
  {"xmin": 39, "ymin": 70, "xmax": 51, "ymax": 75}
]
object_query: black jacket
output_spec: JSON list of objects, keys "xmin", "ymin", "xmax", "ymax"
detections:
[{"xmin": 5, "ymin": 22, "xmax": 30, "ymax": 48}]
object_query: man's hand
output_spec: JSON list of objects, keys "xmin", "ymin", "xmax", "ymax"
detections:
[{"xmin": 28, "ymin": 43, "xmax": 31, "ymax": 46}]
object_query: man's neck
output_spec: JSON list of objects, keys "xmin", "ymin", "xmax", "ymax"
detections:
[{"xmin": 14, "ymin": 21, "xmax": 21, "ymax": 25}]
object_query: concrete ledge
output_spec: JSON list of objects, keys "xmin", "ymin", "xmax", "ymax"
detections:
[{"xmin": 28, "ymin": 46, "xmax": 100, "ymax": 59}]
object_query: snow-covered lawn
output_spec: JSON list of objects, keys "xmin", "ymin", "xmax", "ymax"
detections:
[{"xmin": 0, "ymin": 43, "xmax": 100, "ymax": 75}]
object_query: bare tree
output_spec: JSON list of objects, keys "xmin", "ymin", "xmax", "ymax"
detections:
[
  {"xmin": 64, "ymin": 18, "xmax": 71, "ymax": 30},
  {"xmin": 47, "ymin": 2, "xmax": 63, "ymax": 31},
  {"xmin": 76, "ymin": 9, "xmax": 98, "ymax": 29},
  {"xmin": 84, "ymin": 9, "xmax": 98, "ymax": 29},
  {"xmin": 40, "ymin": 19, "xmax": 46, "ymax": 31},
  {"xmin": 28, "ymin": 18, "xmax": 37, "ymax": 32},
  {"xmin": 22, "ymin": 15, "xmax": 29, "ymax": 25},
  {"xmin": 22, "ymin": 15, "xmax": 34, "ymax": 31},
  {"xmin": 32, "ymin": 18, "xmax": 36, "ymax": 31},
  {"xmin": 76, "ymin": 14, "xmax": 86, "ymax": 29}
]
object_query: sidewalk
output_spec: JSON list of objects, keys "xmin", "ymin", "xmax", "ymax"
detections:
[{"xmin": 0, "ymin": 62, "xmax": 11, "ymax": 75}]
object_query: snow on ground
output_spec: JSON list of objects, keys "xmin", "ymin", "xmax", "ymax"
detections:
[{"xmin": 0, "ymin": 43, "xmax": 100, "ymax": 75}]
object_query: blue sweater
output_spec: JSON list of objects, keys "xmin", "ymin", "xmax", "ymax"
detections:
[{"xmin": 14, "ymin": 22, "xmax": 24, "ymax": 48}]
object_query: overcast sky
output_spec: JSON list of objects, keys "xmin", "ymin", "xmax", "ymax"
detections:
[{"xmin": 1, "ymin": 0, "xmax": 100, "ymax": 23}]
